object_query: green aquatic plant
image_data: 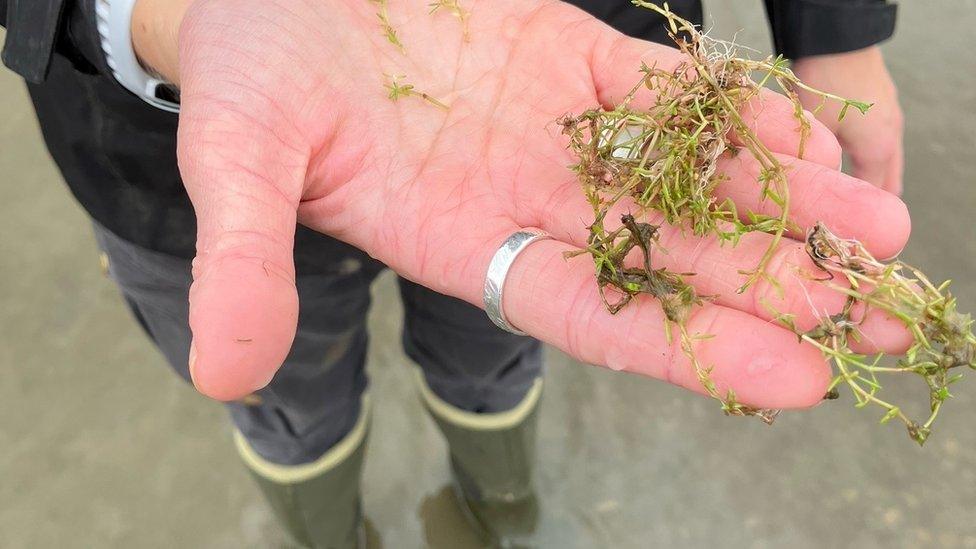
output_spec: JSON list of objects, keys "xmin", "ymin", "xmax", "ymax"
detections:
[
  {"xmin": 385, "ymin": 74, "xmax": 449, "ymax": 110},
  {"xmin": 429, "ymin": 0, "xmax": 470, "ymax": 39},
  {"xmin": 371, "ymin": 0, "xmax": 405, "ymax": 52},
  {"xmin": 561, "ymin": 1, "xmax": 975, "ymax": 444}
]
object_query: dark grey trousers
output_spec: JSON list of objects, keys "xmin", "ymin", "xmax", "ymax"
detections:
[{"xmin": 92, "ymin": 223, "xmax": 542, "ymax": 466}]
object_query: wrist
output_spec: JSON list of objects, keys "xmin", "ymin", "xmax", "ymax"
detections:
[{"xmin": 131, "ymin": 0, "xmax": 195, "ymax": 85}]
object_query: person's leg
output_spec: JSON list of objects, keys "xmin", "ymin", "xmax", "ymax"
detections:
[
  {"xmin": 398, "ymin": 278, "xmax": 542, "ymax": 413},
  {"xmin": 398, "ymin": 278, "xmax": 543, "ymax": 545},
  {"xmin": 93, "ymin": 221, "xmax": 382, "ymax": 547}
]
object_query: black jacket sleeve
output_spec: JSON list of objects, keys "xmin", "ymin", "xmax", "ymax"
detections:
[
  {"xmin": 764, "ymin": 0, "xmax": 897, "ymax": 59},
  {"xmin": 1, "ymin": 0, "xmax": 67, "ymax": 82},
  {"xmin": 2, "ymin": 0, "xmax": 104, "ymax": 83}
]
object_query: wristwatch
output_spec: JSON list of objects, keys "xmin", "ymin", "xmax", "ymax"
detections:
[{"xmin": 95, "ymin": 0, "xmax": 180, "ymax": 112}]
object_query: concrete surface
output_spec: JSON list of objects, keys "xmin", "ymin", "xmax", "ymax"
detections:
[{"xmin": 1, "ymin": 1, "xmax": 975, "ymax": 547}]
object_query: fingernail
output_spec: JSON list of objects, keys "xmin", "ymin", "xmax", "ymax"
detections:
[
  {"xmin": 188, "ymin": 341, "xmax": 198, "ymax": 383},
  {"xmin": 255, "ymin": 368, "xmax": 277, "ymax": 392}
]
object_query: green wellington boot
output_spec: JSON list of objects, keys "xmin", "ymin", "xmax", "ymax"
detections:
[
  {"xmin": 414, "ymin": 370, "xmax": 543, "ymax": 548},
  {"xmin": 234, "ymin": 397, "xmax": 370, "ymax": 549}
]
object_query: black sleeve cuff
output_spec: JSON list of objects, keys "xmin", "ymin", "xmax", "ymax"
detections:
[
  {"xmin": 764, "ymin": 0, "xmax": 898, "ymax": 59},
  {"xmin": 2, "ymin": 0, "xmax": 104, "ymax": 83},
  {"xmin": 2, "ymin": 0, "xmax": 67, "ymax": 83}
]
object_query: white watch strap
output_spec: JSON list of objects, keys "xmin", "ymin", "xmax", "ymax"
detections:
[{"xmin": 95, "ymin": 0, "xmax": 181, "ymax": 113}]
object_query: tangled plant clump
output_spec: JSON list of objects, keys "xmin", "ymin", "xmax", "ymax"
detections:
[
  {"xmin": 560, "ymin": 2, "xmax": 975, "ymax": 444},
  {"xmin": 796, "ymin": 223, "xmax": 975, "ymax": 444}
]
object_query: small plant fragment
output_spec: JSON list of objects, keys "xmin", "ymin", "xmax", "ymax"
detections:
[
  {"xmin": 386, "ymin": 75, "xmax": 450, "ymax": 110},
  {"xmin": 371, "ymin": 0, "xmax": 405, "ymax": 52},
  {"xmin": 560, "ymin": 1, "xmax": 975, "ymax": 444},
  {"xmin": 429, "ymin": 0, "xmax": 471, "ymax": 40},
  {"xmin": 370, "ymin": 4, "xmax": 450, "ymax": 109}
]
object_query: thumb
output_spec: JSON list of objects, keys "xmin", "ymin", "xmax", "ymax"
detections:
[{"xmin": 177, "ymin": 101, "xmax": 308, "ymax": 401}]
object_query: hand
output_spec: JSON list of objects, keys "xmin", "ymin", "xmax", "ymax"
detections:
[
  {"xmin": 133, "ymin": 0, "xmax": 911, "ymax": 407},
  {"xmin": 792, "ymin": 47, "xmax": 904, "ymax": 194}
]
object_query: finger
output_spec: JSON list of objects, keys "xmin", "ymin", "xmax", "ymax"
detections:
[
  {"xmin": 585, "ymin": 29, "xmax": 842, "ymax": 169},
  {"xmin": 178, "ymin": 101, "xmax": 309, "ymax": 401},
  {"xmin": 850, "ymin": 154, "xmax": 889, "ymax": 190},
  {"xmin": 531, "ymin": 144, "xmax": 910, "ymax": 264},
  {"xmin": 532, "ymin": 186, "xmax": 911, "ymax": 354},
  {"xmin": 732, "ymin": 89, "xmax": 842, "ymax": 169},
  {"xmin": 502, "ymin": 238, "xmax": 832, "ymax": 409},
  {"xmin": 883, "ymin": 111, "xmax": 906, "ymax": 195},
  {"xmin": 883, "ymin": 145, "xmax": 904, "ymax": 195},
  {"xmin": 713, "ymin": 151, "xmax": 911, "ymax": 259},
  {"xmin": 650, "ymin": 227, "xmax": 913, "ymax": 354}
]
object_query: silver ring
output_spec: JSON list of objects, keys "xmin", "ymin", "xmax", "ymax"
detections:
[{"xmin": 484, "ymin": 229, "xmax": 553, "ymax": 336}]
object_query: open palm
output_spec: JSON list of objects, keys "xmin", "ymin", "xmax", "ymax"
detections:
[{"xmin": 173, "ymin": 0, "xmax": 912, "ymax": 405}]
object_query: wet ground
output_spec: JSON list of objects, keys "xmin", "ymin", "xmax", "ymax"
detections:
[{"xmin": 2, "ymin": 1, "xmax": 975, "ymax": 547}]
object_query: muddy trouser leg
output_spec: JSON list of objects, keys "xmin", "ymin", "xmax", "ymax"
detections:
[
  {"xmin": 92, "ymin": 222, "xmax": 382, "ymax": 547},
  {"xmin": 398, "ymin": 277, "xmax": 543, "ymax": 545}
]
